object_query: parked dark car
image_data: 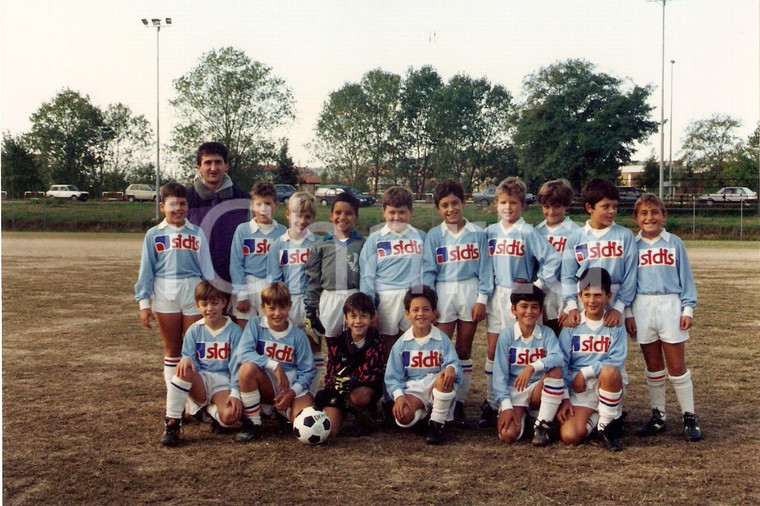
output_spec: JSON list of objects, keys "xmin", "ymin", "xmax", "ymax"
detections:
[
  {"xmin": 314, "ymin": 185, "xmax": 375, "ymax": 207},
  {"xmin": 471, "ymin": 186, "xmax": 535, "ymax": 206},
  {"xmin": 275, "ymin": 184, "xmax": 296, "ymax": 203},
  {"xmin": 616, "ymin": 186, "xmax": 647, "ymax": 204}
]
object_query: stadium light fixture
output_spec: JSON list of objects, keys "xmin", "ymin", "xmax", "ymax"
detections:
[
  {"xmin": 141, "ymin": 17, "xmax": 172, "ymax": 220},
  {"xmin": 669, "ymin": 59, "xmax": 675, "ymax": 198}
]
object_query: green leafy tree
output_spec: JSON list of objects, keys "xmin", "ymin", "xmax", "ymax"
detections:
[
  {"xmin": 515, "ymin": 59, "xmax": 658, "ymax": 192},
  {"xmin": 720, "ymin": 125, "xmax": 759, "ymax": 190},
  {"xmin": 276, "ymin": 140, "xmax": 299, "ymax": 187},
  {"xmin": 170, "ymin": 47, "xmax": 295, "ymax": 178},
  {"xmin": 360, "ymin": 69, "xmax": 401, "ymax": 193},
  {"xmin": 102, "ymin": 104, "xmax": 153, "ymax": 188},
  {"xmin": 681, "ymin": 114, "xmax": 742, "ymax": 188},
  {"xmin": 637, "ymin": 155, "xmax": 660, "ymax": 192},
  {"xmin": 1, "ymin": 133, "xmax": 45, "ymax": 197},
  {"xmin": 28, "ymin": 89, "xmax": 109, "ymax": 191}
]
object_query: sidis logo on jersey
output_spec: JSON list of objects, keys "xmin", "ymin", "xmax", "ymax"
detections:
[
  {"xmin": 242, "ymin": 238, "xmax": 271, "ymax": 256},
  {"xmin": 154, "ymin": 234, "xmax": 201, "ymax": 253},
  {"xmin": 571, "ymin": 334, "xmax": 611, "ymax": 354},
  {"xmin": 196, "ymin": 341, "xmax": 231, "ymax": 361},
  {"xmin": 509, "ymin": 347, "xmax": 546, "ymax": 366},
  {"xmin": 547, "ymin": 236, "xmax": 568, "ymax": 253},
  {"xmin": 574, "ymin": 241, "xmax": 624, "ymax": 263},
  {"xmin": 488, "ymin": 238, "xmax": 525, "ymax": 257},
  {"xmin": 402, "ymin": 349, "xmax": 443, "ymax": 369},
  {"xmin": 256, "ymin": 340, "xmax": 295, "ymax": 364},
  {"xmin": 435, "ymin": 243, "xmax": 480, "ymax": 264},
  {"xmin": 639, "ymin": 247, "xmax": 675, "ymax": 267},
  {"xmin": 279, "ymin": 248, "xmax": 310, "ymax": 266},
  {"xmin": 377, "ymin": 239, "xmax": 423, "ymax": 259}
]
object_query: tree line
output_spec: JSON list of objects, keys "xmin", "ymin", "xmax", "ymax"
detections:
[{"xmin": 3, "ymin": 46, "xmax": 758, "ymax": 199}]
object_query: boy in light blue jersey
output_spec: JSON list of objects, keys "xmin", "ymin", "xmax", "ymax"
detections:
[
  {"xmin": 135, "ymin": 182, "xmax": 214, "ymax": 433},
  {"xmin": 229, "ymin": 181, "xmax": 287, "ymax": 329},
  {"xmin": 230, "ymin": 282, "xmax": 315, "ymax": 442},
  {"xmin": 534, "ymin": 179, "xmax": 580, "ymax": 336},
  {"xmin": 267, "ymin": 192, "xmax": 321, "ymax": 393},
  {"xmin": 479, "ymin": 177, "xmax": 561, "ymax": 428},
  {"xmin": 422, "ymin": 181, "xmax": 491, "ymax": 428},
  {"xmin": 161, "ymin": 282, "xmax": 243, "ymax": 446},
  {"xmin": 560, "ymin": 178, "xmax": 637, "ymax": 329},
  {"xmin": 493, "ymin": 283, "xmax": 565, "ymax": 447},
  {"xmin": 558, "ymin": 268, "xmax": 627, "ymax": 451},
  {"xmin": 359, "ymin": 186, "xmax": 426, "ymax": 354},
  {"xmin": 625, "ymin": 194, "xmax": 701, "ymax": 442},
  {"xmin": 385, "ymin": 285, "xmax": 461, "ymax": 445}
]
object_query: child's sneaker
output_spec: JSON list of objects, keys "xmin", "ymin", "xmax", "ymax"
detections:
[
  {"xmin": 637, "ymin": 408, "xmax": 666, "ymax": 437},
  {"xmin": 531, "ymin": 420, "xmax": 552, "ymax": 447},
  {"xmin": 598, "ymin": 417, "xmax": 624, "ymax": 452},
  {"xmin": 453, "ymin": 401, "xmax": 472, "ymax": 429},
  {"xmin": 682, "ymin": 413, "xmax": 702, "ymax": 442},
  {"xmin": 160, "ymin": 417, "xmax": 181, "ymax": 447},
  {"xmin": 477, "ymin": 400, "xmax": 497, "ymax": 428},
  {"xmin": 426, "ymin": 420, "xmax": 445, "ymax": 445},
  {"xmin": 235, "ymin": 418, "xmax": 262, "ymax": 442}
]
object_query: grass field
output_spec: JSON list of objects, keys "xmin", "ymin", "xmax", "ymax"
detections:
[{"xmin": 2, "ymin": 233, "xmax": 759, "ymax": 504}]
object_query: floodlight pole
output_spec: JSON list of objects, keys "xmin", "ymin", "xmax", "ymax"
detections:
[
  {"xmin": 658, "ymin": 0, "xmax": 666, "ymax": 200},
  {"xmin": 142, "ymin": 18, "xmax": 172, "ymax": 220},
  {"xmin": 669, "ymin": 59, "xmax": 675, "ymax": 198}
]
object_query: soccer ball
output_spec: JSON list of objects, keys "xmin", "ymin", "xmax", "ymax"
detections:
[{"xmin": 293, "ymin": 407, "xmax": 331, "ymax": 445}]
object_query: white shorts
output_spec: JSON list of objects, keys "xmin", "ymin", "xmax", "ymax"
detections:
[
  {"xmin": 265, "ymin": 367, "xmax": 310, "ymax": 399},
  {"xmin": 319, "ymin": 289, "xmax": 357, "ymax": 338},
  {"xmin": 186, "ymin": 371, "xmax": 231, "ymax": 415},
  {"xmin": 486, "ymin": 285, "xmax": 517, "ymax": 334},
  {"xmin": 152, "ymin": 276, "xmax": 201, "ymax": 315},
  {"xmin": 436, "ymin": 278, "xmax": 478, "ymax": 323},
  {"xmin": 543, "ymin": 280, "xmax": 563, "ymax": 321},
  {"xmin": 377, "ymin": 289, "xmax": 410, "ymax": 336},
  {"xmin": 569, "ymin": 377, "xmax": 601, "ymax": 410},
  {"xmin": 507, "ymin": 380, "xmax": 542, "ymax": 408},
  {"xmin": 632, "ymin": 294, "xmax": 689, "ymax": 345},
  {"xmin": 232, "ymin": 275, "xmax": 267, "ymax": 319},
  {"xmin": 402, "ymin": 373, "xmax": 457, "ymax": 421},
  {"xmin": 289, "ymin": 294, "xmax": 306, "ymax": 330}
]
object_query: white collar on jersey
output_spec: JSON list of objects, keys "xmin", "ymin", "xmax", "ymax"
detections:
[
  {"xmin": 439, "ymin": 219, "xmax": 478, "ymax": 238},
  {"xmin": 635, "ymin": 229, "xmax": 671, "ymax": 244},
  {"xmin": 579, "ymin": 310, "xmax": 606, "ymax": 331},
  {"xmin": 583, "ymin": 220, "xmax": 615, "ymax": 238},
  {"xmin": 249, "ymin": 219, "xmax": 280, "ymax": 234},
  {"xmin": 260, "ymin": 316, "xmax": 292, "ymax": 339},
  {"xmin": 512, "ymin": 322, "xmax": 541, "ymax": 342},
  {"xmin": 192, "ymin": 316, "xmax": 234, "ymax": 337},
  {"xmin": 379, "ymin": 223, "xmax": 417, "ymax": 237},
  {"xmin": 499, "ymin": 217, "xmax": 526, "ymax": 233},
  {"xmin": 537, "ymin": 216, "xmax": 575, "ymax": 232},
  {"xmin": 157, "ymin": 219, "xmax": 197, "ymax": 232},
  {"xmin": 278, "ymin": 229, "xmax": 315, "ymax": 244},
  {"xmin": 401, "ymin": 326, "xmax": 443, "ymax": 342}
]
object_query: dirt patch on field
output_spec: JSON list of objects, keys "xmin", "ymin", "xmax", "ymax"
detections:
[{"xmin": 3, "ymin": 233, "xmax": 760, "ymax": 504}]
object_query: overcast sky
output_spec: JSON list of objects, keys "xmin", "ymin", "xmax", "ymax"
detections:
[{"xmin": 2, "ymin": 0, "xmax": 758, "ymax": 175}]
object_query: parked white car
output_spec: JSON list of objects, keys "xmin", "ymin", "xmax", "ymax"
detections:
[
  {"xmin": 46, "ymin": 185, "xmax": 89, "ymax": 201},
  {"xmin": 697, "ymin": 187, "xmax": 758, "ymax": 206},
  {"xmin": 124, "ymin": 183, "xmax": 157, "ymax": 202}
]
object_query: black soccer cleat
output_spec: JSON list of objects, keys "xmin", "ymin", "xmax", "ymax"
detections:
[
  {"xmin": 453, "ymin": 401, "xmax": 472, "ymax": 429},
  {"xmin": 637, "ymin": 408, "xmax": 666, "ymax": 437},
  {"xmin": 160, "ymin": 417, "xmax": 181, "ymax": 447},
  {"xmin": 235, "ymin": 418, "xmax": 262, "ymax": 442},
  {"xmin": 426, "ymin": 420, "xmax": 446, "ymax": 445},
  {"xmin": 532, "ymin": 420, "xmax": 553, "ymax": 447},
  {"xmin": 477, "ymin": 400, "xmax": 498, "ymax": 428},
  {"xmin": 598, "ymin": 418, "xmax": 624, "ymax": 452},
  {"xmin": 682, "ymin": 412, "xmax": 702, "ymax": 442}
]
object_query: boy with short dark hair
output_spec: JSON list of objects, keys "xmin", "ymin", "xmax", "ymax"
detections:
[
  {"xmin": 493, "ymin": 282, "xmax": 565, "ymax": 447},
  {"xmin": 534, "ymin": 179, "xmax": 580, "ymax": 336},
  {"xmin": 384, "ymin": 285, "xmax": 461, "ymax": 445},
  {"xmin": 230, "ymin": 182, "xmax": 287, "ymax": 328},
  {"xmin": 479, "ymin": 176, "xmax": 561, "ymax": 428},
  {"xmin": 560, "ymin": 178, "xmax": 637, "ymax": 329},
  {"xmin": 135, "ymin": 182, "xmax": 215, "ymax": 441},
  {"xmin": 161, "ymin": 281, "xmax": 242, "ymax": 446},
  {"xmin": 423, "ymin": 181, "xmax": 492, "ymax": 427},
  {"xmin": 230, "ymin": 282, "xmax": 316, "ymax": 442},
  {"xmin": 558, "ymin": 267, "xmax": 627, "ymax": 451},
  {"xmin": 315, "ymin": 292, "xmax": 385, "ymax": 437},
  {"xmin": 625, "ymin": 194, "xmax": 701, "ymax": 441}
]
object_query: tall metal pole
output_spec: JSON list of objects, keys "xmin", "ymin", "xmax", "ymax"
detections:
[
  {"xmin": 669, "ymin": 59, "xmax": 675, "ymax": 198},
  {"xmin": 659, "ymin": 0, "xmax": 666, "ymax": 200},
  {"xmin": 155, "ymin": 25, "xmax": 161, "ymax": 221}
]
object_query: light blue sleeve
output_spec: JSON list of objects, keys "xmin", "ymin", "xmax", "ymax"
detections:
[
  {"xmin": 676, "ymin": 237, "xmax": 697, "ymax": 309},
  {"xmin": 181, "ymin": 324, "xmax": 202, "ymax": 370},
  {"xmin": 596, "ymin": 325, "xmax": 628, "ymax": 376},
  {"xmin": 267, "ymin": 238, "xmax": 284, "ymax": 284},
  {"xmin": 384, "ymin": 340, "xmax": 406, "ymax": 397},
  {"xmin": 134, "ymin": 230, "xmax": 157, "ymax": 303},
  {"xmin": 531, "ymin": 229, "xmax": 562, "ymax": 287},
  {"xmin": 359, "ymin": 234, "xmax": 378, "ymax": 303},
  {"xmin": 196, "ymin": 228, "xmax": 215, "ymax": 282},
  {"xmin": 293, "ymin": 328, "xmax": 316, "ymax": 392},
  {"xmin": 540, "ymin": 327, "xmax": 565, "ymax": 372},
  {"xmin": 492, "ymin": 329, "xmax": 512, "ymax": 406},
  {"xmin": 229, "ymin": 225, "xmax": 246, "ymax": 294},
  {"xmin": 614, "ymin": 228, "xmax": 638, "ymax": 308},
  {"xmin": 422, "ymin": 228, "xmax": 439, "ymax": 288},
  {"xmin": 229, "ymin": 318, "xmax": 268, "ymax": 393},
  {"xmin": 476, "ymin": 229, "xmax": 494, "ymax": 297},
  {"xmin": 558, "ymin": 327, "xmax": 575, "ymax": 386},
  {"xmin": 441, "ymin": 336, "xmax": 462, "ymax": 385},
  {"xmin": 561, "ymin": 229, "xmax": 582, "ymax": 305}
]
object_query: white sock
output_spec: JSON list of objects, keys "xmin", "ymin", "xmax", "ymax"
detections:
[
  {"xmin": 645, "ymin": 368, "xmax": 667, "ymax": 419},
  {"xmin": 310, "ymin": 352, "xmax": 324, "ymax": 396},
  {"xmin": 430, "ymin": 389, "xmax": 456, "ymax": 424},
  {"xmin": 396, "ymin": 408, "xmax": 426, "ymax": 428},
  {"xmin": 597, "ymin": 388, "xmax": 623, "ymax": 430},
  {"xmin": 586, "ymin": 412, "xmax": 600, "ymax": 436},
  {"xmin": 457, "ymin": 360, "xmax": 473, "ymax": 403},
  {"xmin": 241, "ymin": 390, "xmax": 262, "ymax": 425},
  {"xmin": 207, "ymin": 404, "xmax": 232, "ymax": 428},
  {"xmin": 536, "ymin": 377, "xmax": 564, "ymax": 423},
  {"xmin": 485, "ymin": 359, "xmax": 495, "ymax": 408},
  {"xmin": 163, "ymin": 357, "xmax": 180, "ymax": 390},
  {"xmin": 166, "ymin": 376, "xmax": 191, "ymax": 419},
  {"xmin": 670, "ymin": 370, "xmax": 695, "ymax": 414}
]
